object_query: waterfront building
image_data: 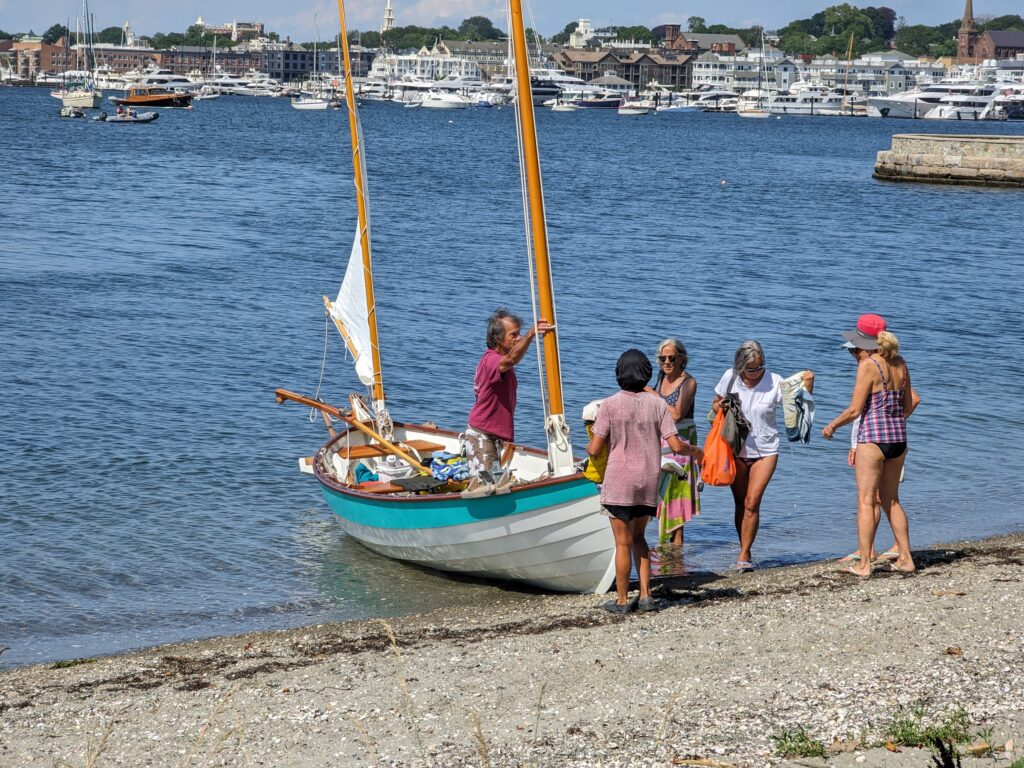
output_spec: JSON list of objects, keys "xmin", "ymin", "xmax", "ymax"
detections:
[
  {"xmin": 554, "ymin": 48, "xmax": 692, "ymax": 89},
  {"xmin": 566, "ymin": 20, "xmax": 651, "ymax": 51},
  {"xmin": 193, "ymin": 17, "xmax": 265, "ymax": 43},
  {"xmin": 9, "ymin": 37, "xmax": 86, "ymax": 82},
  {"xmin": 660, "ymin": 25, "xmax": 748, "ymax": 55},
  {"xmin": 154, "ymin": 45, "xmax": 264, "ymax": 77},
  {"xmin": 368, "ymin": 42, "xmax": 483, "ymax": 82},
  {"xmin": 691, "ymin": 49, "xmax": 799, "ymax": 92}
]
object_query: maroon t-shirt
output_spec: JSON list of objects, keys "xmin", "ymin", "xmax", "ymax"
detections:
[{"xmin": 467, "ymin": 349, "xmax": 517, "ymax": 441}]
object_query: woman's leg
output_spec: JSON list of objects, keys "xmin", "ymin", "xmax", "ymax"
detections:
[
  {"xmin": 609, "ymin": 517, "xmax": 634, "ymax": 604},
  {"xmin": 736, "ymin": 455, "xmax": 778, "ymax": 563},
  {"xmin": 730, "ymin": 459, "xmax": 751, "ymax": 548},
  {"xmin": 878, "ymin": 450, "xmax": 914, "ymax": 572},
  {"xmin": 630, "ymin": 515, "xmax": 652, "ymax": 599},
  {"xmin": 851, "ymin": 444, "xmax": 885, "ymax": 577}
]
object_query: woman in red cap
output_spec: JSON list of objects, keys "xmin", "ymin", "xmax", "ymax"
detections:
[{"xmin": 822, "ymin": 314, "xmax": 919, "ymax": 577}]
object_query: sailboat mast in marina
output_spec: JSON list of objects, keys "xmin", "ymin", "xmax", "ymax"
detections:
[{"xmin": 274, "ymin": 0, "xmax": 616, "ymax": 594}]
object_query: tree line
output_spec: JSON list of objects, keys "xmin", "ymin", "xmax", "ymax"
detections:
[{"xmin": 7, "ymin": 6, "xmax": 1023, "ymax": 59}]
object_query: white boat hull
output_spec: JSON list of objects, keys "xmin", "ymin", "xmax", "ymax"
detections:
[
  {"xmin": 291, "ymin": 98, "xmax": 329, "ymax": 110},
  {"xmin": 52, "ymin": 89, "xmax": 103, "ymax": 109},
  {"xmin": 316, "ymin": 423, "xmax": 617, "ymax": 593}
]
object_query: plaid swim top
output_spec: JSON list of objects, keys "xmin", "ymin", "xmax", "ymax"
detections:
[{"xmin": 856, "ymin": 357, "xmax": 907, "ymax": 444}]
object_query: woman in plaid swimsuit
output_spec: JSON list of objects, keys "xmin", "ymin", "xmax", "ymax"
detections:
[{"xmin": 823, "ymin": 318, "xmax": 918, "ymax": 578}]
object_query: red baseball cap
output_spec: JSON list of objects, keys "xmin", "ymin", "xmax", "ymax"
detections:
[{"xmin": 841, "ymin": 313, "xmax": 887, "ymax": 350}]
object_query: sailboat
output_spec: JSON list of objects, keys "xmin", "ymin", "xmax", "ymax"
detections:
[
  {"xmin": 195, "ymin": 36, "xmax": 220, "ymax": 100},
  {"xmin": 274, "ymin": 0, "xmax": 616, "ymax": 594},
  {"xmin": 291, "ymin": 16, "xmax": 330, "ymax": 110},
  {"xmin": 51, "ymin": 1, "xmax": 103, "ymax": 109},
  {"xmin": 737, "ymin": 30, "xmax": 771, "ymax": 119}
]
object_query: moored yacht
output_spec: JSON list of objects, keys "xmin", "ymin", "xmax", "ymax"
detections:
[{"xmin": 768, "ymin": 84, "xmax": 844, "ymax": 115}]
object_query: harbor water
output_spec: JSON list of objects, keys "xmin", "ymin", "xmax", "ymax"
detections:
[{"xmin": 1, "ymin": 88, "xmax": 1022, "ymax": 668}]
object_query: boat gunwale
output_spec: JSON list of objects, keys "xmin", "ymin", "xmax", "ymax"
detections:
[{"xmin": 314, "ymin": 420, "xmax": 591, "ymax": 504}]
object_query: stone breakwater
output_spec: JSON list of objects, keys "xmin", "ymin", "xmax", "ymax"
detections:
[
  {"xmin": 874, "ymin": 134, "xmax": 1024, "ymax": 187},
  {"xmin": 1, "ymin": 534, "xmax": 1023, "ymax": 767}
]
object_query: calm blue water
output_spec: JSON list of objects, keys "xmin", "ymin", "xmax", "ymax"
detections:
[{"xmin": 1, "ymin": 88, "xmax": 1022, "ymax": 668}]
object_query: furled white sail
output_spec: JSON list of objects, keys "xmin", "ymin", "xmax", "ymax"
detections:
[{"xmin": 329, "ymin": 225, "xmax": 374, "ymax": 386}]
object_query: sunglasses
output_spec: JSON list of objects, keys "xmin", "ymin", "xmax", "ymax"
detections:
[
  {"xmin": 657, "ymin": 355, "xmax": 681, "ymax": 363},
  {"xmin": 745, "ymin": 364, "xmax": 765, "ymax": 373}
]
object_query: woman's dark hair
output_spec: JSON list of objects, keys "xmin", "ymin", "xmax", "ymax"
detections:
[
  {"xmin": 615, "ymin": 349, "xmax": 653, "ymax": 393},
  {"xmin": 485, "ymin": 308, "xmax": 523, "ymax": 350}
]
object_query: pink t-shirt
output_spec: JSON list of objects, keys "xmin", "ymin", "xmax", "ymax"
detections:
[
  {"xmin": 467, "ymin": 349, "xmax": 517, "ymax": 442},
  {"xmin": 592, "ymin": 391, "xmax": 677, "ymax": 507}
]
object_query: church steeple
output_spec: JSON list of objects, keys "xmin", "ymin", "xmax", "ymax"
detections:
[{"xmin": 957, "ymin": 0, "xmax": 977, "ymax": 61}]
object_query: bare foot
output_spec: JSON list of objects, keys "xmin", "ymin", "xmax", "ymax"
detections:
[{"xmin": 841, "ymin": 565, "xmax": 872, "ymax": 579}]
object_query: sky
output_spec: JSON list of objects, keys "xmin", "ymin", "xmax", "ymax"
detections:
[{"xmin": 2, "ymin": 0, "xmax": 1019, "ymax": 40}]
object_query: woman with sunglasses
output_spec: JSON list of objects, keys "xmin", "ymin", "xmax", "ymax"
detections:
[
  {"xmin": 823, "ymin": 316, "xmax": 919, "ymax": 578},
  {"xmin": 712, "ymin": 341, "xmax": 809, "ymax": 571},
  {"xmin": 647, "ymin": 338, "xmax": 700, "ymax": 547}
]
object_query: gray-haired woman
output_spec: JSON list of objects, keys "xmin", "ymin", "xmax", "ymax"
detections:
[
  {"xmin": 711, "ymin": 341, "xmax": 812, "ymax": 571},
  {"xmin": 646, "ymin": 338, "xmax": 700, "ymax": 547}
]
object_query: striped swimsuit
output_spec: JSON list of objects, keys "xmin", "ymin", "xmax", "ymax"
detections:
[{"xmin": 856, "ymin": 357, "xmax": 907, "ymax": 459}]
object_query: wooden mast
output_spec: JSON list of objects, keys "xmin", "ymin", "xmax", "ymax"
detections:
[
  {"xmin": 508, "ymin": 0, "xmax": 574, "ymax": 474},
  {"xmin": 336, "ymin": 0, "xmax": 384, "ymax": 406}
]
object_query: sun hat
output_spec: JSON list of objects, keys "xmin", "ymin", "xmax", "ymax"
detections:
[
  {"xmin": 581, "ymin": 399, "xmax": 602, "ymax": 422},
  {"xmin": 841, "ymin": 313, "xmax": 887, "ymax": 350}
]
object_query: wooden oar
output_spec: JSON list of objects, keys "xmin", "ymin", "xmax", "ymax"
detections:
[{"xmin": 274, "ymin": 388, "xmax": 430, "ymax": 475}]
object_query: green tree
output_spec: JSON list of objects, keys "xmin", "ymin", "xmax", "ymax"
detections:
[
  {"xmin": 0, "ymin": 29, "xmax": 10, "ymax": 40},
  {"xmin": 349, "ymin": 30, "xmax": 382, "ymax": 47},
  {"xmin": 687, "ymin": 16, "xmax": 707, "ymax": 33},
  {"xmin": 778, "ymin": 29, "xmax": 816, "ymax": 54},
  {"xmin": 549, "ymin": 21, "xmax": 578, "ymax": 45},
  {"xmin": 458, "ymin": 15, "xmax": 504, "ymax": 40},
  {"xmin": 892, "ymin": 24, "xmax": 934, "ymax": 54},
  {"xmin": 822, "ymin": 4, "xmax": 873, "ymax": 41},
  {"xmin": 42, "ymin": 23, "xmax": 69, "ymax": 44},
  {"xmin": 615, "ymin": 25, "xmax": 656, "ymax": 42},
  {"xmin": 95, "ymin": 26, "xmax": 123, "ymax": 44},
  {"xmin": 525, "ymin": 27, "xmax": 542, "ymax": 44},
  {"xmin": 980, "ymin": 14, "xmax": 1024, "ymax": 31},
  {"xmin": 183, "ymin": 25, "xmax": 207, "ymax": 46},
  {"xmin": 863, "ymin": 6, "xmax": 897, "ymax": 39}
]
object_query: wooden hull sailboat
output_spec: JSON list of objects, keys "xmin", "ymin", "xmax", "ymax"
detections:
[{"xmin": 275, "ymin": 0, "xmax": 616, "ymax": 594}]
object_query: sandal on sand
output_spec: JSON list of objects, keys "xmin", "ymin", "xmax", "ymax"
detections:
[
  {"xmin": 637, "ymin": 596, "xmax": 661, "ymax": 613},
  {"xmin": 876, "ymin": 548, "xmax": 900, "ymax": 561},
  {"xmin": 840, "ymin": 566, "xmax": 871, "ymax": 580},
  {"xmin": 735, "ymin": 561, "xmax": 754, "ymax": 572},
  {"xmin": 839, "ymin": 551, "xmax": 863, "ymax": 562},
  {"xmin": 602, "ymin": 599, "xmax": 636, "ymax": 614}
]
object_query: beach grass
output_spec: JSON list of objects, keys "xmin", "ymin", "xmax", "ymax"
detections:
[
  {"xmin": 771, "ymin": 725, "xmax": 828, "ymax": 758},
  {"xmin": 885, "ymin": 704, "xmax": 971, "ymax": 748}
]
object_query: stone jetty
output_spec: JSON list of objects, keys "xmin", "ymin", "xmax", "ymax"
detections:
[{"xmin": 874, "ymin": 133, "xmax": 1024, "ymax": 187}]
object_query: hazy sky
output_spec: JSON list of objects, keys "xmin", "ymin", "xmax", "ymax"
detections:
[{"xmin": 2, "ymin": 0, "xmax": 1014, "ymax": 40}]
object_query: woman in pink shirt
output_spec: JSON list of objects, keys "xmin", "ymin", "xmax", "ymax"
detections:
[{"xmin": 588, "ymin": 350, "xmax": 703, "ymax": 613}]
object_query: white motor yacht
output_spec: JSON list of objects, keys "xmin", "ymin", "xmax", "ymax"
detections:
[
  {"xmin": 869, "ymin": 81, "xmax": 987, "ymax": 119},
  {"xmin": 291, "ymin": 93, "xmax": 330, "ymax": 110},
  {"xmin": 923, "ymin": 83, "xmax": 1000, "ymax": 120},
  {"xmin": 769, "ymin": 85, "xmax": 844, "ymax": 115},
  {"xmin": 420, "ymin": 90, "xmax": 470, "ymax": 109}
]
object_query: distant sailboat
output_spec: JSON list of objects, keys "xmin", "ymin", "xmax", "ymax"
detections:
[
  {"xmin": 737, "ymin": 30, "xmax": 771, "ymax": 119},
  {"xmin": 274, "ymin": 0, "xmax": 616, "ymax": 593}
]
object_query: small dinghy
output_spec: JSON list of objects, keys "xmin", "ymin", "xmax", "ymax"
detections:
[
  {"xmin": 59, "ymin": 105, "xmax": 86, "ymax": 118},
  {"xmin": 94, "ymin": 110, "xmax": 159, "ymax": 124}
]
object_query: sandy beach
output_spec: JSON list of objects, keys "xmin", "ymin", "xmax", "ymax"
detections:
[{"xmin": 2, "ymin": 533, "xmax": 1022, "ymax": 767}]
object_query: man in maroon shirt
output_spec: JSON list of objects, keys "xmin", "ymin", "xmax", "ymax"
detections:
[{"xmin": 465, "ymin": 308, "xmax": 551, "ymax": 477}]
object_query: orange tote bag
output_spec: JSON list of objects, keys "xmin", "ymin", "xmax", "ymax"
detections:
[{"xmin": 701, "ymin": 409, "xmax": 736, "ymax": 486}]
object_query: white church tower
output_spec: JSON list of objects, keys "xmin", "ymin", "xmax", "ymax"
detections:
[{"xmin": 380, "ymin": 1, "xmax": 396, "ymax": 37}]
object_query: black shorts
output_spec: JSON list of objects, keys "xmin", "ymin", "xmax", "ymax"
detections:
[
  {"xmin": 603, "ymin": 504, "xmax": 656, "ymax": 521},
  {"xmin": 874, "ymin": 442, "xmax": 907, "ymax": 460}
]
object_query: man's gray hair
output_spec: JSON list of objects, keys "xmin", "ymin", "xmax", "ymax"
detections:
[
  {"xmin": 486, "ymin": 308, "xmax": 523, "ymax": 350},
  {"xmin": 733, "ymin": 340, "xmax": 765, "ymax": 374}
]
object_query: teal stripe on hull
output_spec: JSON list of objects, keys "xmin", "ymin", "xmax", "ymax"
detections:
[{"xmin": 321, "ymin": 478, "xmax": 597, "ymax": 530}]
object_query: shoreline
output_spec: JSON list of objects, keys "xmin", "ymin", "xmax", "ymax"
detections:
[{"xmin": 2, "ymin": 532, "xmax": 1022, "ymax": 766}]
